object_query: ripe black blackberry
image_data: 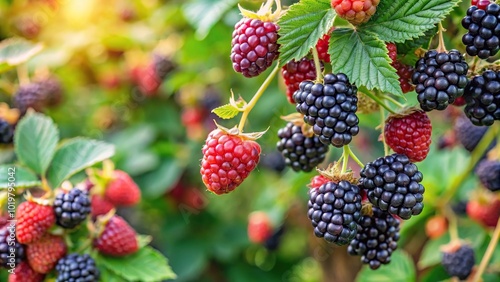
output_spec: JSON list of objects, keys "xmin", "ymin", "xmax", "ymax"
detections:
[
  {"xmin": 37, "ymin": 77, "xmax": 62, "ymax": 106},
  {"xmin": 463, "ymin": 70, "xmax": 500, "ymax": 126},
  {"xmin": 454, "ymin": 115, "xmax": 496, "ymax": 152},
  {"xmin": 0, "ymin": 227, "xmax": 25, "ymax": 268},
  {"xmin": 359, "ymin": 154, "xmax": 425, "ymax": 220},
  {"xmin": 462, "ymin": 4, "xmax": 500, "ymax": 59},
  {"xmin": 259, "ymin": 151, "xmax": 286, "ymax": 173},
  {"xmin": 53, "ymin": 189, "xmax": 91, "ymax": 229},
  {"xmin": 55, "ymin": 253, "xmax": 99, "ymax": 282},
  {"xmin": 264, "ymin": 225, "xmax": 285, "ymax": 251},
  {"xmin": 412, "ymin": 50, "xmax": 469, "ymax": 111},
  {"xmin": 14, "ymin": 83, "xmax": 46, "ymax": 114},
  {"xmin": 153, "ymin": 54, "xmax": 175, "ymax": 80},
  {"xmin": 276, "ymin": 123, "xmax": 329, "ymax": 172},
  {"xmin": 0, "ymin": 119, "xmax": 14, "ymax": 144},
  {"xmin": 475, "ymin": 159, "xmax": 500, "ymax": 191},
  {"xmin": 347, "ymin": 206, "xmax": 400, "ymax": 270},
  {"xmin": 293, "ymin": 73, "xmax": 359, "ymax": 147},
  {"xmin": 442, "ymin": 244, "xmax": 475, "ymax": 280},
  {"xmin": 307, "ymin": 180, "xmax": 362, "ymax": 245}
]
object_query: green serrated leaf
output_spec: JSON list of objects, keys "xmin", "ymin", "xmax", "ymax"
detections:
[
  {"xmin": 96, "ymin": 246, "xmax": 176, "ymax": 282},
  {"xmin": 356, "ymin": 250, "xmax": 416, "ymax": 282},
  {"xmin": 137, "ymin": 235, "xmax": 152, "ymax": 248},
  {"xmin": 362, "ymin": 0, "xmax": 460, "ymax": 42},
  {"xmin": 212, "ymin": 103, "xmax": 240, "ymax": 119},
  {"xmin": 14, "ymin": 112, "xmax": 59, "ymax": 175},
  {"xmin": 47, "ymin": 138, "xmax": 115, "ymax": 188},
  {"xmin": 277, "ymin": 0, "xmax": 334, "ymax": 66},
  {"xmin": 0, "ymin": 38, "xmax": 44, "ymax": 73},
  {"xmin": 182, "ymin": 0, "xmax": 239, "ymax": 40},
  {"xmin": 0, "ymin": 165, "xmax": 40, "ymax": 189},
  {"xmin": 329, "ymin": 28, "xmax": 403, "ymax": 97},
  {"xmin": 396, "ymin": 26, "xmax": 437, "ymax": 56}
]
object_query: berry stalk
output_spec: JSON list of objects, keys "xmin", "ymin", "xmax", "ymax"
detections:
[
  {"xmin": 436, "ymin": 22, "xmax": 448, "ymax": 53},
  {"xmin": 472, "ymin": 217, "xmax": 500, "ymax": 282},
  {"xmin": 348, "ymin": 147, "xmax": 364, "ymax": 168},
  {"xmin": 380, "ymin": 106, "xmax": 389, "ymax": 156},
  {"xmin": 238, "ymin": 63, "xmax": 280, "ymax": 131},
  {"xmin": 311, "ymin": 47, "xmax": 323, "ymax": 81},
  {"xmin": 341, "ymin": 145, "xmax": 350, "ymax": 173}
]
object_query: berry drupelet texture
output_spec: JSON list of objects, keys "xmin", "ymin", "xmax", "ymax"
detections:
[
  {"xmin": 331, "ymin": 0, "xmax": 380, "ymax": 25},
  {"xmin": 463, "ymin": 70, "xmax": 500, "ymax": 126},
  {"xmin": 472, "ymin": 0, "xmax": 492, "ymax": 11},
  {"xmin": 282, "ymin": 58, "xmax": 321, "ymax": 104},
  {"xmin": 276, "ymin": 122, "xmax": 329, "ymax": 172},
  {"xmin": 316, "ymin": 34, "xmax": 331, "ymax": 63},
  {"xmin": 53, "ymin": 189, "xmax": 91, "ymax": 229},
  {"xmin": 0, "ymin": 119, "xmax": 14, "ymax": 144},
  {"xmin": 462, "ymin": 4, "xmax": 500, "ymax": 59},
  {"xmin": 360, "ymin": 154, "xmax": 425, "ymax": 220},
  {"xmin": 475, "ymin": 159, "xmax": 500, "ymax": 191},
  {"xmin": 15, "ymin": 201, "xmax": 56, "ymax": 244},
  {"xmin": 55, "ymin": 253, "xmax": 99, "ymax": 282},
  {"xmin": 442, "ymin": 244, "xmax": 475, "ymax": 280},
  {"xmin": 93, "ymin": 215, "xmax": 138, "ymax": 256},
  {"xmin": 0, "ymin": 227, "xmax": 25, "ymax": 268}
]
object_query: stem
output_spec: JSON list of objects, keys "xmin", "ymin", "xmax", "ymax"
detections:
[
  {"xmin": 382, "ymin": 95, "xmax": 404, "ymax": 108},
  {"xmin": 238, "ymin": 64, "xmax": 280, "ymax": 131},
  {"xmin": 341, "ymin": 145, "xmax": 349, "ymax": 173},
  {"xmin": 472, "ymin": 217, "xmax": 500, "ymax": 282},
  {"xmin": 379, "ymin": 106, "xmax": 389, "ymax": 156},
  {"xmin": 444, "ymin": 206, "xmax": 459, "ymax": 242},
  {"xmin": 359, "ymin": 88, "xmax": 397, "ymax": 114},
  {"xmin": 436, "ymin": 22, "xmax": 447, "ymax": 53},
  {"xmin": 312, "ymin": 48, "xmax": 323, "ymax": 82},
  {"xmin": 348, "ymin": 147, "xmax": 365, "ymax": 168}
]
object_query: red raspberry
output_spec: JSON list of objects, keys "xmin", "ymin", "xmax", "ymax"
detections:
[
  {"xmin": 200, "ymin": 128, "xmax": 261, "ymax": 194},
  {"xmin": 93, "ymin": 215, "xmax": 138, "ymax": 256},
  {"xmin": 230, "ymin": 18, "xmax": 279, "ymax": 77},
  {"xmin": 8, "ymin": 261, "xmax": 45, "ymax": 282},
  {"xmin": 425, "ymin": 215, "xmax": 447, "ymax": 239},
  {"xmin": 331, "ymin": 0, "xmax": 380, "ymax": 25},
  {"xmin": 16, "ymin": 201, "xmax": 55, "ymax": 244},
  {"xmin": 26, "ymin": 235, "xmax": 67, "ymax": 274},
  {"xmin": 384, "ymin": 110, "xmax": 432, "ymax": 162},
  {"xmin": 316, "ymin": 34, "xmax": 331, "ymax": 63},
  {"xmin": 467, "ymin": 197, "xmax": 500, "ymax": 227},
  {"xmin": 472, "ymin": 0, "xmax": 491, "ymax": 10},
  {"xmin": 248, "ymin": 212, "xmax": 273, "ymax": 243},
  {"xmin": 282, "ymin": 58, "xmax": 320, "ymax": 104},
  {"xmin": 386, "ymin": 43, "xmax": 397, "ymax": 62},
  {"xmin": 386, "ymin": 43, "xmax": 415, "ymax": 93},
  {"xmin": 91, "ymin": 194, "xmax": 115, "ymax": 218},
  {"xmin": 105, "ymin": 170, "xmax": 141, "ymax": 206}
]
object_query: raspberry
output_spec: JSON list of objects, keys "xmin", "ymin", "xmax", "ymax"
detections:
[
  {"xmin": 347, "ymin": 207, "xmax": 400, "ymax": 270},
  {"xmin": 53, "ymin": 189, "xmax": 91, "ymax": 229},
  {"xmin": 230, "ymin": 18, "xmax": 279, "ymax": 77},
  {"xmin": 442, "ymin": 244, "xmax": 475, "ymax": 280},
  {"xmin": 384, "ymin": 110, "xmax": 432, "ymax": 162},
  {"xmin": 412, "ymin": 50, "xmax": 469, "ymax": 111},
  {"xmin": 200, "ymin": 128, "xmax": 261, "ymax": 194},
  {"xmin": 16, "ymin": 200, "xmax": 56, "ymax": 244},
  {"xmin": 393, "ymin": 61, "xmax": 415, "ymax": 94},
  {"xmin": 386, "ymin": 43, "xmax": 397, "ymax": 62},
  {"xmin": 276, "ymin": 122, "xmax": 329, "ymax": 172},
  {"xmin": 26, "ymin": 234, "xmax": 67, "ymax": 274},
  {"xmin": 259, "ymin": 151, "xmax": 286, "ymax": 173},
  {"xmin": 472, "ymin": 0, "xmax": 492, "ymax": 10},
  {"xmin": 466, "ymin": 196, "xmax": 500, "ymax": 227},
  {"xmin": 152, "ymin": 53, "xmax": 175, "ymax": 80},
  {"xmin": 331, "ymin": 0, "xmax": 380, "ymax": 25},
  {"xmin": 55, "ymin": 253, "xmax": 100, "ymax": 282},
  {"xmin": 360, "ymin": 154, "xmax": 425, "ymax": 220},
  {"xmin": 14, "ymin": 83, "xmax": 46, "ymax": 114},
  {"xmin": 357, "ymin": 92, "xmax": 379, "ymax": 114},
  {"xmin": 454, "ymin": 115, "xmax": 495, "ymax": 152},
  {"xmin": 463, "ymin": 70, "xmax": 500, "ymax": 126},
  {"xmin": 475, "ymin": 159, "xmax": 500, "ymax": 191},
  {"xmin": 316, "ymin": 34, "xmax": 331, "ymax": 63},
  {"xmin": 248, "ymin": 212, "xmax": 273, "ymax": 244},
  {"xmin": 8, "ymin": 261, "xmax": 45, "ymax": 282},
  {"xmin": 425, "ymin": 215, "xmax": 448, "ymax": 239},
  {"xmin": 105, "ymin": 170, "xmax": 141, "ymax": 206},
  {"xmin": 91, "ymin": 195, "xmax": 115, "ymax": 218},
  {"xmin": 282, "ymin": 58, "xmax": 321, "ymax": 104},
  {"xmin": 0, "ymin": 226, "xmax": 25, "ymax": 268},
  {"xmin": 0, "ymin": 119, "xmax": 14, "ymax": 144},
  {"xmin": 294, "ymin": 73, "xmax": 359, "ymax": 147},
  {"xmin": 93, "ymin": 215, "xmax": 138, "ymax": 256},
  {"xmin": 307, "ymin": 180, "xmax": 362, "ymax": 245},
  {"xmin": 462, "ymin": 4, "xmax": 500, "ymax": 59},
  {"xmin": 181, "ymin": 187, "xmax": 207, "ymax": 210},
  {"xmin": 309, "ymin": 174, "xmax": 330, "ymax": 189}
]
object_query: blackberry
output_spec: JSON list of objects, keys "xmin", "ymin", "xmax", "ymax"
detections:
[
  {"xmin": 259, "ymin": 151, "xmax": 286, "ymax": 173},
  {"xmin": 14, "ymin": 83, "xmax": 46, "ymax": 114},
  {"xmin": 293, "ymin": 73, "xmax": 359, "ymax": 147},
  {"xmin": 276, "ymin": 123, "xmax": 329, "ymax": 172},
  {"xmin": 462, "ymin": 4, "xmax": 500, "ymax": 59},
  {"xmin": 55, "ymin": 253, "xmax": 99, "ymax": 282},
  {"xmin": 442, "ymin": 244, "xmax": 475, "ymax": 280},
  {"xmin": 360, "ymin": 154, "xmax": 425, "ymax": 220},
  {"xmin": 307, "ymin": 180, "xmax": 362, "ymax": 245},
  {"xmin": 347, "ymin": 207, "xmax": 400, "ymax": 270},
  {"xmin": 264, "ymin": 225, "xmax": 285, "ymax": 251},
  {"xmin": 463, "ymin": 70, "xmax": 500, "ymax": 126},
  {"xmin": 0, "ymin": 226, "xmax": 25, "ymax": 268},
  {"xmin": 412, "ymin": 50, "xmax": 469, "ymax": 111},
  {"xmin": 0, "ymin": 119, "xmax": 14, "ymax": 144},
  {"xmin": 475, "ymin": 159, "xmax": 500, "ymax": 191},
  {"xmin": 454, "ymin": 115, "xmax": 496, "ymax": 152},
  {"xmin": 152, "ymin": 53, "xmax": 175, "ymax": 80},
  {"xmin": 37, "ymin": 77, "xmax": 62, "ymax": 107},
  {"xmin": 451, "ymin": 201, "xmax": 468, "ymax": 216},
  {"xmin": 53, "ymin": 189, "xmax": 91, "ymax": 229}
]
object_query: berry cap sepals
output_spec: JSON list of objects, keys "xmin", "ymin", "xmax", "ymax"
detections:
[
  {"xmin": 385, "ymin": 107, "xmax": 423, "ymax": 121},
  {"xmin": 92, "ymin": 208, "xmax": 116, "ymax": 239},
  {"xmin": 25, "ymin": 190, "xmax": 54, "ymax": 206},
  {"xmin": 316, "ymin": 162, "xmax": 357, "ymax": 185},
  {"xmin": 238, "ymin": 0, "xmax": 282, "ymax": 23},
  {"xmin": 280, "ymin": 113, "xmax": 314, "ymax": 138},
  {"xmin": 213, "ymin": 120, "xmax": 268, "ymax": 141}
]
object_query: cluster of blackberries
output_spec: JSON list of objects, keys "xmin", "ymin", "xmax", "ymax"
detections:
[
  {"xmin": 462, "ymin": 4, "xmax": 500, "ymax": 59},
  {"xmin": 412, "ymin": 50, "xmax": 468, "ymax": 111},
  {"xmin": 293, "ymin": 73, "xmax": 359, "ymax": 147},
  {"xmin": 55, "ymin": 253, "xmax": 99, "ymax": 282},
  {"xmin": 276, "ymin": 122, "xmax": 329, "ymax": 172},
  {"xmin": 463, "ymin": 70, "xmax": 500, "ymax": 126},
  {"xmin": 53, "ymin": 189, "xmax": 91, "ymax": 229},
  {"xmin": 0, "ymin": 227, "xmax": 25, "ymax": 268}
]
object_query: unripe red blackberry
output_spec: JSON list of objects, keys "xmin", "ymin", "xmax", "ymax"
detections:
[
  {"xmin": 462, "ymin": 4, "xmax": 500, "ymax": 59},
  {"xmin": 331, "ymin": 0, "xmax": 380, "ymax": 25},
  {"xmin": 277, "ymin": 122, "xmax": 329, "ymax": 172},
  {"xmin": 472, "ymin": 0, "xmax": 492, "ymax": 10},
  {"xmin": 348, "ymin": 206, "xmax": 400, "ymax": 270},
  {"xmin": 294, "ymin": 73, "xmax": 359, "ymax": 147},
  {"xmin": 360, "ymin": 154, "xmax": 425, "ymax": 220},
  {"xmin": 463, "ymin": 70, "xmax": 500, "ymax": 126},
  {"xmin": 282, "ymin": 58, "xmax": 322, "ymax": 104},
  {"xmin": 412, "ymin": 50, "xmax": 469, "ymax": 111},
  {"xmin": 316, "ymin": 34, "xmax": 331, "ymax": 63},
  {"xmin": 307, "ymin": 180, "xmax": 362, "ymax": 245}
]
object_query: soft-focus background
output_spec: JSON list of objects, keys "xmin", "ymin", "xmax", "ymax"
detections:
[{"xmin": 0, "ymin": 1, "xmax": 498, "ymax": 281}]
